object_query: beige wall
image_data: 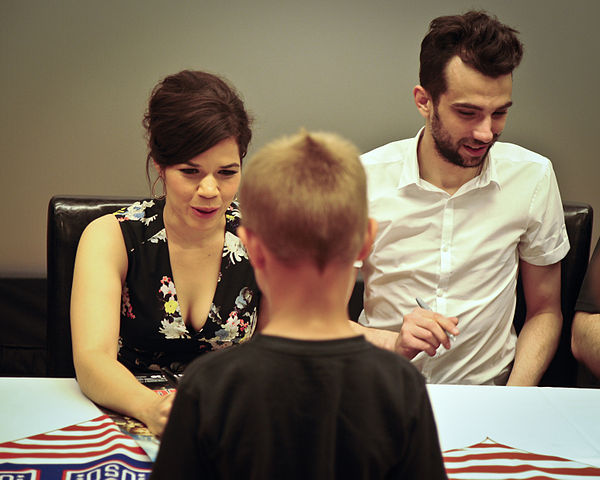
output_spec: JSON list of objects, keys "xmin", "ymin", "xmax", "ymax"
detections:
[{"xmin": 1, "ymin": 0, "xmax": 599, "ymax": 276}]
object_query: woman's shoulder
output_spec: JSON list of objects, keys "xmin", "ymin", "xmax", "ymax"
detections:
[
  {"xmin": 76, "ymin": 213, "xmax": 127, "ymax": 270},
  {"xmin": 114, "ymin": 198, "xmax": 166, "ymax": 245},
  {"xmin": 114, "ymin": 198, "xmax": 162, "ymax": 224},
  {"xmin": 82, "ymin": 212, "xmax": 121, "ymax": 238}
]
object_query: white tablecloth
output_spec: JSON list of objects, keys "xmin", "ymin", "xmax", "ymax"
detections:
[
  {"xmin": 0, "ymin": 377, "xmax": 102, "ymax": 444},
  {"xmin": 2, "ymin": 378, "xmax": 599, "ymax": 471},
  {"xmin": 428, "ymin": 384, "xmax": 600, "ymax": 468}
]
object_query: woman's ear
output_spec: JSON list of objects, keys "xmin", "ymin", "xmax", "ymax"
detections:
[
  {"xmin": 151, "ymin": 162, "xmax": 166, "ymax": 199},
  {"xmin": 154, "ymin": 161, "xmax": 164, "ymax": 178}
]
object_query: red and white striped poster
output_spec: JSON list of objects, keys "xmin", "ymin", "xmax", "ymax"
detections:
[
  {"xmin": 444, "ymin": 438, "xmax": 600, "ymax": 479},
  {"xmin": 0, "ymin": 414, "xmax": 153, "ymax": 479},
  {"xmin": 4, "ymin": 416, "xmax": 600, "ymax": 479}
]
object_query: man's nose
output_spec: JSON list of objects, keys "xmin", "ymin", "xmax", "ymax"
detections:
[{"xmin": 472, "ymin": 117, "xmax": 494, "ymax": 143}]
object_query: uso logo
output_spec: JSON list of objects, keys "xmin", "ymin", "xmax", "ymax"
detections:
[{"xmin": 63, "ymin": 460, "xmax": 150, "ymax": 480}]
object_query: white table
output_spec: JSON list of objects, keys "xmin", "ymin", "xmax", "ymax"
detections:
[
  {"xmin": 2, "ymin": 378, "xmax": 599, "ymax": 470},
  {"xmin": 0, "ymin": 377, "xmax": 102, "ymax": 444},
  {"xmin": 428, "ymin": 384, "xmax": 600, "ymax": 468}
]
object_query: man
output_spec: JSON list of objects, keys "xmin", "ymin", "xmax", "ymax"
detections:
[
  {"xmin": 151, "ymin": 130, "xmax": 447, "ymax": 479},
  {"xmin": 572, "ymin": 237, "xmax": 600, "ymax": 379},
  {"xmin": 352, "ymin": 11, "xmax": 569, "ymax": 385}
]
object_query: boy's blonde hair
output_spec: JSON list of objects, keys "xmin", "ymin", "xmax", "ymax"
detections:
[{"xmin": 239, "ymin": 129, "xmax": 368, "ymax": 271}]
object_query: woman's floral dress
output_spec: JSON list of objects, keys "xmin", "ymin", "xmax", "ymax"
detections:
[{"xmin": 115, "ymin": 198, "xmax": 260, "ymax": 374}]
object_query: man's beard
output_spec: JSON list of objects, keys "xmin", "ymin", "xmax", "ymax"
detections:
[{"xmin": 431, "ymin": 109, "xmax": 499, "ymax": 169}]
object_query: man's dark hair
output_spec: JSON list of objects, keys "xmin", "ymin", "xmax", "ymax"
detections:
[{"xmin": 419, "ymin": 10, "xmax": 524, "ymax": 103}]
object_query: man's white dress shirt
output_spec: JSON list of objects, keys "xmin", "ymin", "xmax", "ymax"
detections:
[{"xmin": 360, "ymin": 129, "xmax": 570, "ymax": 384}]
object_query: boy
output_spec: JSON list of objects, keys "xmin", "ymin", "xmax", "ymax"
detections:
[{"xmin": 151, "ymin": 130, "xmax": 447, "ymax": 479}]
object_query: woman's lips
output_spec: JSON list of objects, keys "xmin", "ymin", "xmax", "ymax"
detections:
[{"xmin": 192, "ymin": 206, "xmax": 219, "ymax": 217}]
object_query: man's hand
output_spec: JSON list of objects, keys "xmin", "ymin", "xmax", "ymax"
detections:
[{"xmin": 396, "ymin": 307, "xmax": 459, "ymax": 359}]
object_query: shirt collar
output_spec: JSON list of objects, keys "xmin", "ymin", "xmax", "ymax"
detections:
[
  {"xmin": 397, "ymin": 127, "xmax": 501, "ymax": 191},
  {"xmin": 395, "ymin": 128, "xmax": 424, "ymax": 190},
  {"xmin": 480, "ymin": 146, "xmax": 501, "ymax": 189}
]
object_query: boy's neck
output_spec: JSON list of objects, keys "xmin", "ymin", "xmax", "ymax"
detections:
[{"xmin": 259, "ymin": 261, "xmax": 359, "ymax": 341}]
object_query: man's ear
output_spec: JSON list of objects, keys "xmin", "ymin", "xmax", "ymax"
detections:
[
  {"xmin": 357, "ymin": 218, "xmax": 378, "ymax": 262},
  {"xmin": 413, "ymin": 85, "xmax": 433, "ymax": 120},
  {"xmin": 237, "ymin": 226, "xmax": 266, "ymax": 270}
]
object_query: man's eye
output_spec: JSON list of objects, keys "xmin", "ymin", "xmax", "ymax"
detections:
[
  {"xmin": 220, "ymin": 170, "xmax": 239, "ymax": 176},
  {"xmin": 458, "ymin": 110, "xmax": 475, "ymax": 117},
  {"xmin": 493, "ymin": 111, "xmax": 508, "ymax": 117}
]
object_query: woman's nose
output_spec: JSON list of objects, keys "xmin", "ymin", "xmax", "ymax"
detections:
[{"xmin": 196, "ymin": 175, "xmax": 218, "ymax": 197}]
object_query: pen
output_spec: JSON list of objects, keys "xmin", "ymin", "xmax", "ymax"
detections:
[
  {"xmin": 415, "ymin": 297, "xmax": 456, "ymax": 341},
  {"xmin": 160, "ymin": 366, "xmax": 180, "ymax": 389}
]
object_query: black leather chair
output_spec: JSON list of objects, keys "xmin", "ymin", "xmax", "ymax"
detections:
[
  {"xmin": 46, "ymin": 195, "xmax": 143, "ymax": 377},
  {"xmin": 514, "ymin": 202, "xmax": 593, "ymax": 386},
  {"xmin": 348, "ymin": 201, "xmax": 593, "ymax": 387}
]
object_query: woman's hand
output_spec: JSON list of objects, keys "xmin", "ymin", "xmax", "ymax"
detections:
[{"xmin": 141, "ymin": 392, "xmax": 176, "ymax": 437}]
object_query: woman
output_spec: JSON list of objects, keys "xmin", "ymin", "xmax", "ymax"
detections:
[{"xmin": 70, "ymin": 70, "xmax": 260, "ymax": 436}]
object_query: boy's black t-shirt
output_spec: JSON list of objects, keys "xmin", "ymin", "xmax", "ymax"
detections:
[{"xmin": 151, "ymin": 334, "xmax": 447, "ymax": 480}]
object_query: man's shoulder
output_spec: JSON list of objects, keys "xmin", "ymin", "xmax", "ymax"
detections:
[
  {"xmin": 361, "ymin": 137, "xmax": 416, "ymax": 166},
  {"xmin": 491, "ymin": 141, "xmax": 552, "ymax": 168}
]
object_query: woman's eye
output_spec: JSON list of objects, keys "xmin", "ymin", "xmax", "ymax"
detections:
[
  {"xmin": 220, "ymin": 169, "xmax": 239, "ymax": 177},
  {"xmin": 180, "ymin": 168, "xmax": 198, "ymax": 175}
]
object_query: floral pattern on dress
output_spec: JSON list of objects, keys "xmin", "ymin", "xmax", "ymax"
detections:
[
  {"xmin": 157, "ymin": 276, "xmax": 190, "ymax": 339},
  {"xmin": 121, "ymin": 284, "xmax": 135, "ymax": 319},
  {"xmin": 148, "ymin": 228, "xmax": 167, "ymax": 244},
  {"xmin": 223, "ymin": 231, "xmax": 248, "ymax": 264},
  {"xmin": 225, "ymin": 204, "xmax": 241, "ymax": 222},
  {"xmin": 235, "ymin": 287, "xmax": 253, "ymax": 310},
  {"xmin": 208, "ymin": 286, "xmax": 256, "ymax": 349},
  {"xmin": 115, "ymin": 200, "xmax": 157, "ymax": 226},
  {"xmin": 116, "ymin": 198, "xmax": 260, "ymax": 374}
]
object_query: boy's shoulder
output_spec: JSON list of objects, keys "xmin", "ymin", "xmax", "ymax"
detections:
[
  {"xmin": 181, "ymin": 335, "xmax": 425, "ymax": 390},
  {"xmin": 359, "ymin": 342, "xmax": 428, "ymax": 385},
  {"xmin": 186, "ymin": 337, "xmax": 255, "ymax": 370},
  {"xmin": 177, "ymin": 337, "xmax": 261, "ymax": 390}
]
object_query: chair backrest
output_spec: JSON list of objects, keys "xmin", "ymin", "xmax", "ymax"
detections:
[
  {"xmin": 348, "ymin": 201, "xmax": 594, "ymax": 387},
  {"xmin": 46, "ymin": 195, "xmax": 143, "ymax": 377},
  {"xmin": 513, "ymin": 202, "xmax": 593, "ymax": 386}
]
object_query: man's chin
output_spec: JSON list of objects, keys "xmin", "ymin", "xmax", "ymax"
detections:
[
  {"xmin": 457, "ymin": 146, "xmax": 490, "ymax": 169},
  {"xmin": 434, "ymin": 140, "xmax": 488, "ymax": 169},
  {"xmin": 442, "ymin": 153, "xmax": 485, "ymax": 169},
  {"xmin": 460, "ymin": 156, "xmax": 486, "ymax": 169}
]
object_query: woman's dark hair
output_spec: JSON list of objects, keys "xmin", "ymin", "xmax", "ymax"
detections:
[
  {"xmin": 419, "ymin": 11, "xmax": 524, "ymax": 103},
  {"xmin": 143, "ymin": 70, "xmax": 252, "ymax": 182}
]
